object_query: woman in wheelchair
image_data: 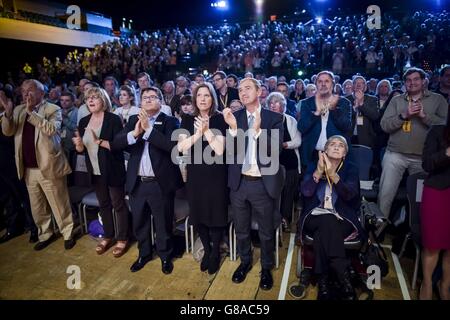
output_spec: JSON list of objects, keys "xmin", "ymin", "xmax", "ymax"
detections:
[{"xmin": 297, "ymin": 135, "xmax": 363, "ymax": 300}]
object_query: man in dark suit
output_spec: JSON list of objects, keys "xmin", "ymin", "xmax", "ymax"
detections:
[
  {"xmin": 345, "ymin": 76, "xmax": 380, "ymax": 149},
  {"xmin": 276, "ymin": 82, "xmax": 297, "ymax": 118},
  {"xmin": 223, "ymin": 78, "xmax": 284, "ymax": 290},
  {"xmin": 112, "ymin": 86, "xmax": 183, "ymax": 274}
]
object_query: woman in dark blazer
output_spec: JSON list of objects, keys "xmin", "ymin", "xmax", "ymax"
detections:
[
  {"xmin": 419, "ymin": 116, "xmax": 450, "ymax": 300},
  {"xmin": 73, "ymin": 87, "xmax": 129, "ymax": 257},
  {"xmin": 297, "ymin": 135, "xmax": 363, "ymax": 300}
]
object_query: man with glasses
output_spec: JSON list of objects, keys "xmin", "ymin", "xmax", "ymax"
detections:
[
  {"xmin": 112, "ymin": 86, "xmax": 183, "ymax": 274},
  {"xmin": 212, "ymin": 71, "xmax": 239, "ymax": 111}
]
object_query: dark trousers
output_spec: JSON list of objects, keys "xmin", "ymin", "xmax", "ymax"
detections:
[
  {"xmin": 230, "ymin": 178, "xmax": 275, "ymax": 270},
  {"xmin": 280, "ymin": 169, "xmax": 300, "ymax": 221},
  {"xmin": 92, "ymin": 176, "xmax": 129, "ymax": 240},
  {"xmin": 196, "ymin": 224, "xmax": 224, "ymax": 259},
  {"xmin": 303, "ymin": 214, "xmax": 354, "ymax": 276},
  {"xmin": 0, "ymin": 172, "xmax": 36, "ymax": 235},
  {"xmin": 129, "ymin": 180, "xmax": 173, "ymax": 260}
]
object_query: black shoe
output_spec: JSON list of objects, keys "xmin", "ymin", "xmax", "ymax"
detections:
[
  {"xmin": 64, "ymin": 238, "xmax": 76, "ymax": 250},
  {"xmin": 161, "ymin": 259, "xmax": 174, "ymax": 274},
  {"xmin": 130, "ymin": 255, "xmax": 152, "ymax": 272},
  {"xmin": 232, "ymin": 262, "xmax": 252, "ymax": 284},
  {"xmin": 29, "ymin": 232, "xmax": 38, "ymax": 243},
  {"xmin": 33, "ymin": 234, "xmax": 56, "ymax": 251},
  {"xmin": 208, "ymin": 256, "xmax": 220, "ymax": 275},
  {"xmin": 338, "ymin": 270, "xmax": 356, "ymax": 300},
  {"xmin": 0, "ymin": 231, "xmax": 22, "ymax": 244},
  {"xmin": 200, "ymin": 252, "xmax": 210, "ymax": 272},
  {"xmin": 317, "ymin": 274, "xmax": 331, "ymax": 300},
  {"xmin": 282, "ymin": 218, "xmax": 291, "ymax": 233},
  {"xmin": 259, "ymin": 269, "xmax": 273, "ymax": 290},
  {"xmin": 288, "ymin": 268, "xmax": 312, "ymax": 299}
]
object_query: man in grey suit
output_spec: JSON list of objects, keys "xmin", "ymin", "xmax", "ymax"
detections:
[{"xmin": 223, "ymin": 78, "xmax": 284, "ymax": 290}]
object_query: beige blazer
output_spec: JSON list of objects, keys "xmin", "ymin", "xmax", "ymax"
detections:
[{"xmin": 1, "ymin": 100, "xmax": 71, "ymax": 179}]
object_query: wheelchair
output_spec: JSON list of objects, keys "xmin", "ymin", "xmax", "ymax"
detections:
[{"xmin": 288, "ymin": 201, "xmax": 386, "ymax": 300}]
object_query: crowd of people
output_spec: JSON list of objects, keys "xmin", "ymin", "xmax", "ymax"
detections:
[
  {"xmin": 4, "ymin": 10, "xmax": 449, "ymax": 91},
  {"xmin": 0, "ymin": 9, "xmax": 450, "ymax": 301}
]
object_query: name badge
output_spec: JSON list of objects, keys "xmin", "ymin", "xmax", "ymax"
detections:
[
  {"xmin": 154, "ymin": 121, "xmax": 162, "ymax": 125},
  {"xmin": 357, "ymin": 116, "xmax": 364, "ymax": 126},
  {"xmin": 324, "ymin": 195, "xmax": 333, "ymax": 209},
  {"xmin": 402, "ymin": 120, "xmax": 411, "ymax": 133}
]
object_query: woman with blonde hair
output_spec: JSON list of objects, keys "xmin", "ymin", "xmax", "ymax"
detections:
[{"xmin": 72, "ymin": 87, "xmax": 129, "ymax": 257}]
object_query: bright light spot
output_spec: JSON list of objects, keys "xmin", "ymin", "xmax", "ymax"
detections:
[
  {"xmin": 203, "ymin": 70, "xmax": 209, "ymax": 76},
  {"xmin": 302, "ymin": 9, "xmax": 306, "ymax": 14},
  {"xmin": 217, "ymin": 1, "xmax": 227, "ymax": 8},
  {"xmin": 298, "ymin": 70, "xmax": 304, "ymax": 76},
  {"xmin": 255, "ymin": 0, "xmax": 264, "ymax": 5},
  {"xmin": 316, "ymin": 16, "xmax": 323, "ymax": 24}
]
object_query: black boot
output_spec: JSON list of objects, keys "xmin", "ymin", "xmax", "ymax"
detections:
[
  {"xmin": 200, "ymin": 246, "xmax": 210, "ymax": 272},
  {"xmin": 317, "ymin": 274, "xmax": 331, "ymax": 300},
  {"xmin": 208, "ymin": 241, "xmax": 220, "ymax": 274},
  {"xmin": 338, "ymin": 270, "xmax": 356, "ymax": 300}
]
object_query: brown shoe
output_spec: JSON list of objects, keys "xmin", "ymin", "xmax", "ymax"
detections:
[
  {"xmin": 112, "ymin": 241, "xmax": 128, "ymax": 258},
  {"xmin": 95, "ymin": 238, "xmax": 114, "ymax": 255}
]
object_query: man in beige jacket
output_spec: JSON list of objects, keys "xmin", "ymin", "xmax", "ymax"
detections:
[{"xmin": 1, "ymin": 79, "xmax": 76, "ymax": 250}]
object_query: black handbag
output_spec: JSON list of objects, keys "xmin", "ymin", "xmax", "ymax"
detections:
[{"xmin": 360, "ymin": 229, "xmax": 389, "ymax": 278}]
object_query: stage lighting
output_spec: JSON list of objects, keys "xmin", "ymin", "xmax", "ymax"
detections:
[
  {"xmin": 203, "ymin": 70, "xmax": 209, "ymax": 76},
  {"xmin": 316, "ymin": 17, "xmax": 323, "ymax": 24},
  {"xmin": 211, "ymin": 1, "xmax": 228, "ymax": 10},
  {"xmin": 297, "ymin": 70, "xmax": 304, "ymax": 76},
  {"xmin": 302, "ymin": 9, "xmax": 306, "ymax": 14}
]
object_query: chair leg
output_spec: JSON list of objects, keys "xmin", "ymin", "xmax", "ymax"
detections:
[
  {"xmin": 296, "ymin": 245, "xmax": 303, "ymax": 278},
  {"xmin": 228, "ymin": 222, "xmax": 234, "ymax": 261},
  {"xmin": 275, "ymin": 227, "xmax": 280, "ymax": 269},
  {"xmin": 150, "ymin": 215, "xmax": 155, "ymax": 246},
  {"xmin": 412, "ymin": 245, "xmax": 421, "ymax": 290},
  {"xmin": 398, "ymin": 233, "xmax": 411, "ymax": 259},
  {"xmin": 184, "ymin": 217, "xmax": 190, "ymax": 254},
  {"xmin": 82, "ymin": 204, "xmax": 88, "ymax": 234},
  {"xmin": 190, "ymin": 225, "xmax": 194, "ymax": 255}
]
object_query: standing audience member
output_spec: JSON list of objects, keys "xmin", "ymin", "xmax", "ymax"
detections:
[
  {"xmin": 73, "ymin": 87, "xmax": 129, "ymax": 257},
  {"xmin": 298, "ymin": 71, "xmax": 352, "ymax": 169},
  {"xmin": 177, "ymin": 82, "xmax": 228, "ymax": 274},
  {"xmin": 223, "ymin": 78, "xmax": 284, "ymax": 291},
  {"xmin": 266, "ymin": 92, "xmax": 301, "ymax": 231},
  {"xmin": 113, "ymin": 87, "xmax": 183, "ymax": 274},
  {"xmin": 419, "ymin": 115, "xmax": 450, "ymax": 300},
  {"xmin": 114, "ymin": 85, "xmax": 140, "ymax": 126},
  {"xmin": 379, "ymin": 68, "xmax": 448, "ymax": 219},
  {"xmin": 2, "ymin": 79, "xmax": 76, "ymax": 250}
]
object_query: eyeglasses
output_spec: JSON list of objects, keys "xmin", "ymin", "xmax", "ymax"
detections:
[
  {"xmin": 142, "ymin": 95, "xmax": 159, "ymax": 101},
  {"xmin": 86, "ymin": 95, "xmax": 101, "ymax": 101}
]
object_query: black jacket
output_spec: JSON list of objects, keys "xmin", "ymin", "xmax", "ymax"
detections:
[
  {"xmin": 78, "ymin": 112, "xmax": 126, "ymax": 187},
  {"xmin": 422, "ymin": 125, "xmax": 450, "ymax": 189},
  {"xmin": 227, "ymin": 108, "xmax": 285, "ymax": 199},
  {"xmin": 112, "ymin": 112, "xmax": 183, "ymax": 195}
]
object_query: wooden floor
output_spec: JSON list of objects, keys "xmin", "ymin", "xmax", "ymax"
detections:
[{"xmin": 0, "ymin": 226, "xmax": 420, "ymax": 300}]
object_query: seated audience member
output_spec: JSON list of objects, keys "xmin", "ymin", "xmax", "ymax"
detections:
[
  {"xmin": 298, "ymin": 135, "xmax": 362, "ymax": 300},
  {"xmin": 419, "ymin": 115, "xmax": 450, "ymax": 300},
  {"xmin": 73, "ymin": 87, "xmax": 129, "ymax": 257}
]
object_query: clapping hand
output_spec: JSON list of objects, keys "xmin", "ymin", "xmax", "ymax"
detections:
[
  {"xmin": 138, "ymin": 109, "xmax": 150, "ymax": 131},
  {"xmin": 223, "ymin": 108, "xmax": 237, "ymax": 130},
  {"xmin": 0, "ymin": 91, "xmax": 13, "ymax": 117},
  {"xmin": 72, "ymin": 130, "xmax": 83, "ymax": 148}
]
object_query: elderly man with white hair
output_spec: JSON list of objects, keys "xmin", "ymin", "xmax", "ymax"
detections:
[{"xmin": 1, "ymin": 79, "xmax": 76, "ymax": 251}]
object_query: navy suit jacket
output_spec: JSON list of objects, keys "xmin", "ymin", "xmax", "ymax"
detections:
[
  {"xmin": 227, "ymin": 108, "xmax": 285, "ymax": 199},
  {"xmin": 112, "ymin": 112, "xmax": 183, "ymax": 195},
  {"xmin": 297, "ymin": 96, "xmax": 352, "ymax": 167}
]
